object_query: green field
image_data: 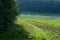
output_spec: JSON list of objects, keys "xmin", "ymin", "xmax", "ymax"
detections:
[{"xmin": 16, "ymin": 12, "xmax": 60, "ymax": 40}]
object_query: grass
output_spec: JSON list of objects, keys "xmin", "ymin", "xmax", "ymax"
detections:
[
  {"xmin": 19, "ymin": 12, "xmax": 60, "ymax": 27},
  {"xmin": 16, "ymin": 12, "xmax": 60, "ymax": 40},
  {"xmin": 16, "ymin": 18, "xmax": 60, "ymax": 40}
]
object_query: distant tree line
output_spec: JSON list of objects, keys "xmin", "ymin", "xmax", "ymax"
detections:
[{"xmin": 18, "ymin": 0, "xmax": 60, "ymax": 13}]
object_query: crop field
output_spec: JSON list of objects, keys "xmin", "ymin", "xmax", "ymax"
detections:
[{"xmin": 16, "ymin": 12, "xmax": 60, "ymax": 40}]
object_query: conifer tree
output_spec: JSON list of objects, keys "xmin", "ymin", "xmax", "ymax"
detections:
[{"xmin": 0, "ymin": 0, "xmax": 19, "ymax": 33}]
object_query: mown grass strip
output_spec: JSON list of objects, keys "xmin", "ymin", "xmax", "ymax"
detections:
[{"xmin": 16, "ymin": 18, "xmax": 60, "ymax": 40}]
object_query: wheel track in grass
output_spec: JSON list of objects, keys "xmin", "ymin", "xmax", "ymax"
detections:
[
  {"xmin": 31, "ymin": 22, "xmax": 60, "ymax": 33},
  {"xmin": 20, "ymin": 19, "xmax": 60, "ymax": 33}
]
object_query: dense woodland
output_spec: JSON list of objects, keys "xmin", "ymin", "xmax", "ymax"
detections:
[{"xmin": 18, "ymin": 0, "xmax": 60, "ymax": 13}]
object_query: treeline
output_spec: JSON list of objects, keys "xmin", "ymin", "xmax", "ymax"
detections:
[{"xmin": 18, "ymin": 0, "xmax": 60, "ymax": 13}]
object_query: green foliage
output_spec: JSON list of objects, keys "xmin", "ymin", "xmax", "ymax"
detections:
[
  {"xmin": 0, "ymin": 0, "xmax": 19, "ymax": 33},
  {"xmin": 0, "ymin": 24, "xmax": 29, "ymax": 40},
  {"xmin": 0, "ymin": 0, "xmax": 30, "ymax": 40}
]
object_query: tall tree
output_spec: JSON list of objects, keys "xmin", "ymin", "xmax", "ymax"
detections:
[{"xmin": 0, "ymin": 0, "xmax": 19, "ymax": 33}]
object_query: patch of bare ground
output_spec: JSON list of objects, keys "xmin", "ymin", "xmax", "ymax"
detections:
[{"xmin": 31, "ymin": 22, "xmax": 60, "ymax": 33}]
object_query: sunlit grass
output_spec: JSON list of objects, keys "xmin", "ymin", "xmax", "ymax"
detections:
[
  {"xmin": 19, "ymin": 13, "xmax": 60, "ymax": 27},
  {"xmin": 16, "ymin": 14, "xmax": 60, "ymax": 40}
]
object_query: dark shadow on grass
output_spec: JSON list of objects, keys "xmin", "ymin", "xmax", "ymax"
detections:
[{"xmin": 0, "ymin": 23, "xmax": 32, "ymax": 40}]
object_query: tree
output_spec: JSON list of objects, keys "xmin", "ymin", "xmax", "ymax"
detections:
[{"xmin": 0, "ymin": 0, "xmax": 19, "ymax": 33}]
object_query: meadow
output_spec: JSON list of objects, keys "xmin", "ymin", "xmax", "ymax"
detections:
[{"xmin": 16, "ymin": 12, "xmax": 60, "ymax": 40}]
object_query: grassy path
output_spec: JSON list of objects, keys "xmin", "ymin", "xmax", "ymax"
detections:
[
  {"xmin": 16, "ymin": 18, "xmax": 60, "ymax": 40},
  {"xmin": 29, "ymin": 21, "xmax": 60, "ymax": 33}
]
